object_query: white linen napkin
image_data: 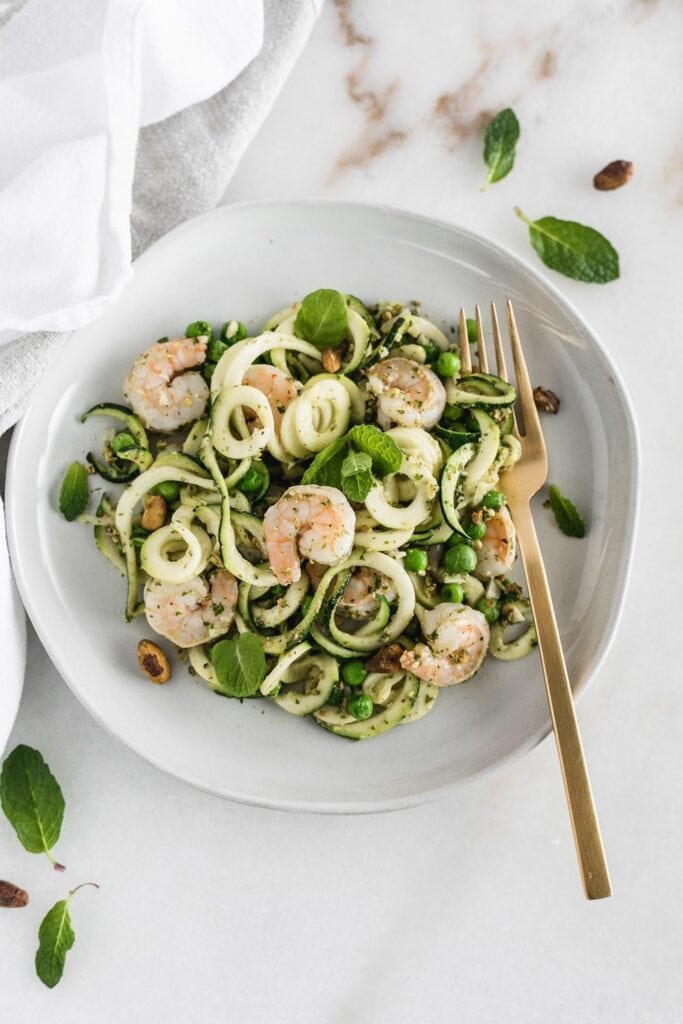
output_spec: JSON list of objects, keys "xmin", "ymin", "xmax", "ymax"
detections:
[{"xmin": 0, "ymin": 0, "xmax": 322, "ymax": 752}]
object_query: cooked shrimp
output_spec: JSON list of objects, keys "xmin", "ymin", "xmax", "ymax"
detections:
[
  {"xmin": 306, "ymin": 562, "xmax": 397, "ymax": 617},
  {"xmin": 475, "ymin": 506, "xmax": 516, "ymax": 579},
  {"xmin": 264, "ymin": 485, "xmax": 356, "ymax": 585},
  {"xmin": 366, "ymin": 357, "xmax": 446, "ymax": 430},
  {"xmin": 400, "ymin": 603, "xmax": 489, "ymax": 686},
  {"xmin": 123, "ymin": 337, "xmax": 209, "ymax": 432},
  {"xmin": 243, "ymin": 365, "xmax": 297, "ymax": 432},
  {"xmin": 143, "ymin": 569, "xmax": 238, "ymax": 648}
]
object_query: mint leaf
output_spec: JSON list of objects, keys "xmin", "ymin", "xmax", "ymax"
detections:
[
  {"xmin": 58, "ymin": 462, "xmax": 89, "ymax": 521},
  {"xmin": 341, "ymin": 451, "xmax": 374, "ymax": 503},
  {"xmin": 294, "ymin": 289, "xmax": 348, "ymax": 349},
  {"xmin": 548, "ymin": 484, "xmax": 586, "ymax": 538},
  {"xmin": 35, "ymin": 883, "xmax": 98, "ymax": 988},
  {"xmin": 347, "ymin": 425, "xmax": 402, "ymax": 477},
  {"xmin": 483, "ymin": 108, "xmax": 520, "ymax": 187},
  {"xmin": 1, "ymin": 745, "xmax": 65, "ymax": 869},
  {"xmin": 210, "ymin": 633, "xmax": 266, "ymax": 697},
  {"xmin": 36, "ymin": 899, "xmax": 74, "ymax": 988},
  {"xmin": 515, "ymin": 208, "xmax": 619, "ymax": 283},
  {"xmin": 301, "ymin": 437, "xmax": 348, "ymax": 488}
]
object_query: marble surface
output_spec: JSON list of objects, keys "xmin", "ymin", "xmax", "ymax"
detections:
[{"xmin": 2, "ymin": 1, "xmax": 683, "ymax": 1020}]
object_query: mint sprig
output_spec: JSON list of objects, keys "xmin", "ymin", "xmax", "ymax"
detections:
[
  {"xmin": 58, "ymin": 462, "xmax": 89, "ymax": 521},
  {"xmin": 347, "ymin": 425, "xmax": 402, "ymax": 476},
  {"xmin": 35, "ymin": 883, "xmax": 99, "ymax": 989},
  {"xmin": 482, "ymin": 108, "xmax": 520, "ymax": 188},
  {"xmin": 0, "ymin": 745, "xmax": 65, "ymax": 870},
  {"xmin": 515, "ymin": 208, "xmax": 619, "ymax": 284},
  {"xmin": 548, "ymin": 484, "xmax": 586, "ymax": 538},
  {"xmin": 210, "ymin": 633, "xmax": 266, "ymax": 697},
  {"xmin": 301, "ymin": 437, "xmax": 348, "ymax": 487},
  {"xmin": 294, "ymin": 288, "xmax": 348, "ymax": 349},
  {"xmin": 341, "ymin": 451, "xmax": 374, "ymax": 503}
]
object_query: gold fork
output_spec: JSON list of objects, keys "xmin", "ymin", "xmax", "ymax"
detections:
[{"xmin": 458, "ymin": 301, "xmax": 612, "ymax": 900}]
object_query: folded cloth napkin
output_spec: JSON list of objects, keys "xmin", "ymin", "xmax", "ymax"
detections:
[{"xmin": 0, "ymin": 0, "xmax": 322, "ymax": 752}]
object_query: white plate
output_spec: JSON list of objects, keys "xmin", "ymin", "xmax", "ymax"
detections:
[{"xmin": 6, "ymin": 200, "xmax": 638, "ymax": 812}]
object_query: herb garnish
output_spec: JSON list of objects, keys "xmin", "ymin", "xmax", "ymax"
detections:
[
  {"xmin": 210, "ymin": 633, "xmax": 266, "ymax": 697},
  {"xmin": 482, "ymin": 108, "xmax": 520, "ymax": 188},
  {"xmin": 340, "ymin": 451, "xmax": 374, "ymax": 503},
  {"xmin": 547, "ymin": 484, "xmax": 586, "ymax": 537},
  {"xmin": 58, "ymin": 462, "xmax": 89, "ymax": 521},
  {"xmin": 35, "ymin": 883, "xmax": 99, "ymax": 989},
  {"xmin": 303, "ymin": 426, "xmax": 402, "ymax": 492},
  {"xmin": 346, "ymin": 425, "xmax": 402, "ymax": 476},
  {"xmin": 294, "ymin": 289, "xmax": 348, "ymax": 349},
  {"xmin": 515, "ymin": 208, "xmax": 619, "ymax": 283},
  {"xmin": 0, "ymin": 745, "xmax": 65, "ymax": 870}
]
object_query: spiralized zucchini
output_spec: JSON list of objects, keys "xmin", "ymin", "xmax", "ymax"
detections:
[{"xmin": 69, "ymin": 290, "xmax": 537, "ymax": 742}]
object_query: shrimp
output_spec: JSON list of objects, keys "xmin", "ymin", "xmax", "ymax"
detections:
[
  {"xmin": 475, "ymin": 506, "xmax": 517, "ymax": 579},
  {"xmin": 306, "ymin": 562, "xmax": 397, "ymax": 617},
  {"xmin": 264, "ymin": 485, "xmax": 356, "ymax": 585},
  {"xmin": 400, "ymin": 603, "xmax": 490, "ymax": 687},
  {"xmin": 143, "ymin": 569, "xmax": 238, "ymax": 648},
  {"xmin": 366, "ymin": 357, "xmax": 446, "ymax": 430},
  {"xmin": 123, "ymin": 336, "xmax": 209, "ymax": 432},
  {"xmin": 243, "ymin": 365, "xmax": 297, "ymax": 432}
]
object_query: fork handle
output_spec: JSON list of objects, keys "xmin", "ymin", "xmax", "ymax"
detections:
[{"xmin": 508, "ymin": 499, "xmax": 612, "ymax": 900}]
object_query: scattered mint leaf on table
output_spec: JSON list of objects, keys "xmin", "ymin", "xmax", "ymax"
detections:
[
  {"xmin": 0, "ymin": 745, "xmax": 65, "ymax": 870},
  {"xmin": 35, "ymin": 883, "xmax": 99, "ymax": 989},
  {"xmin": 482, "ymin": 108, "xmax": 520, "ymax": 188},
  {"xmin": 548, "ymin": 484, "xmax": 586, "ymax": 537},
  {"xmin": 347, "ymin": 425, "xmax": 402, "ymax": 477},
  {"xmin": 515, "ymin": 208, "xmax": 619, "ymax": 283},
  {"xmin": 301, "ymin": 437, "xmax": 348, "ymax": 488},
  {"xmin": 210, "ymin": 633, "xmax": 266, "ymax": 697},
  {"xmin": 58, "ymin": 462, "xmax": 89, "ymax": 521},
  {"xmin": 294, "ymin": 289, "xmax": 348, "ymax": 349},
  {"xmin": 340, "ymin": 451, "xmax": 374, "ymax": 503}
]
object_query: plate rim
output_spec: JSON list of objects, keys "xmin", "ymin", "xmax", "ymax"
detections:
[{"xmin": 6, "ymin": 197, "xmax": 640, "ymax": 813}]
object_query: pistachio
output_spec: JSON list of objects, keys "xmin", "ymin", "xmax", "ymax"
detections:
[
  {"xmin": 140, "ymin": 494, "xmax": 166, "ymax": 531},
  {"xmin": 137, "ymin": 639, "xmax": 171, "ymax": 684},
  {"xmin": 533, "ymin": 386, "xmax": 561, "ymax": 414},
  {"xmin": 0, "ymin": 880, "xmax": 29, "ymax": 908},
  {"xmin": 593, "ymin": 160, "xmax": 633, "ymax": 191},
  {"xmin": 321, "ymin": 347, "xmax": 342, "ymax": 373},
  {"xmin": 365, "ymin": 643, "xmax": 404, "ymax": 675}
]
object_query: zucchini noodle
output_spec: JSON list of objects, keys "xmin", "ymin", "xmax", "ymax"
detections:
[{"xmin": 69, "ymin": 290, "xmax": 537, "ymax": 741}]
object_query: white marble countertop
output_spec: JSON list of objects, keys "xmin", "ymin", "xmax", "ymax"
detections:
[{"xmin": 2, "ymin": 1, "xmax": 683, "ymax": 1021}]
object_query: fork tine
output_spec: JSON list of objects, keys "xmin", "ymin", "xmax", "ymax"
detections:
[
  {"xmin": 506, "ymin": 300, "xmax": 542, "ymax": 444},
  {"xmin": 490, "ymin": 302, "xmax": 508, "ymax": 382},
  {"xmin": 474, "ymin": 305, "xmax": 488, "ymax": 372},
  {"xmin": 458, "ymin": 307, "xmax": 472, "ymax": 374}
]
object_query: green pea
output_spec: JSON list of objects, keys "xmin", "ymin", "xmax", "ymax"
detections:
[
  {"xmin": 436, "ymin": 351, "xmax": 461, "ymax": 378},
  {"xmin": 443, "ymin": 543, "xmax": 477, "ymax": 574},
  {"xmin": 220, "ymin": 320, "xmax": 248, "ymax": 343},
  {"xmin": 442, "ymin": 404, "xmax": 464, "ymax": 424},
  {"xmin": 441, "ymin": 582, "xmax": 464, "ymax": 604},
  {"xmin": 342, "ymin": 659, "xmax": 367, "ymax": 687},
  {"xmin": 348, "ymin": 693, "xmax": 374, "ymax": 720},
  {"xmin": 131, "ymin": 526, "xmax": 150, "ymax": 549},
  {"xmin": 186, "ymin": 320, "xmax": 214, "ymax": 341},
  {"xmin": 151, "ymin": 480, "xmax": 181, "ymax": 503},
  {"xmin": 464, "ymin": 516, "xmax": 487, "ymax": 541},
  {"xmin": 446, "ymin": 531, "xmax": 472, "ymax": 549},
  {"xmin": 236, "ymin": 461, "xmax": 269, "ymax": 496},
  {"xmin": 466, "ymin": 318, "xmax": 477, "ymax": 344},
  {"xmin": 300, "ymin": 594, "xmax": 313, "ymax": 617},
  {"xmin": 475, "ymin": 596, "xmax": 501, "ymax": 623},
  {"xmin": 207, "ymin": 337, "xmax": 229, "ymax": 362},
  {"xmin": 110, "ymin": 431, "xmax": 137, "ymax": 454},
  {"xmin": 482, "ymin": 490, "xmax": 505, "ymax": 511},
  {"xmin": 404, "ymin": 547, "xmax": 428, "ymax": 573},
  {"xmin": 421, "ymin": 340, "xmax": 440, "ymax": 364}
]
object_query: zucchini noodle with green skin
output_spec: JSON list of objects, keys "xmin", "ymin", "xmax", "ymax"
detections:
[{"xmin": 63, "ymin": 291, "xmax": 538, "ymax": 741}]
